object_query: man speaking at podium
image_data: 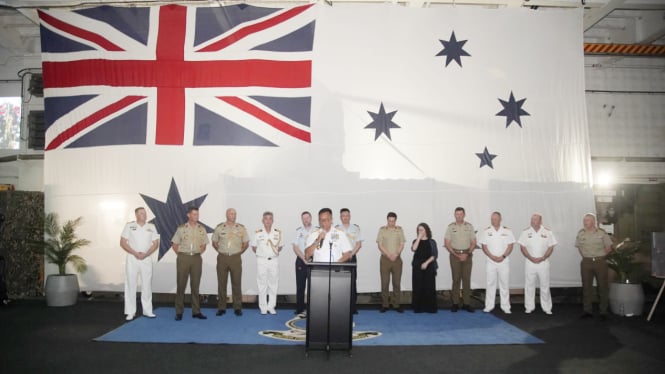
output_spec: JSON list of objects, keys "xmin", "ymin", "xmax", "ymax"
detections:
[{"xmin": 305, "ymin": 208, "xmax": 353, "ymax": 263}]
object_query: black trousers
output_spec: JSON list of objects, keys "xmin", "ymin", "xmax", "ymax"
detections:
[
  {"xmin": 350, "ymin": 255, "xmax": 358, "ymax": 312},
  {"xmin": 295, "ymin": 257, "xmax": 307, "ymax": 313}
]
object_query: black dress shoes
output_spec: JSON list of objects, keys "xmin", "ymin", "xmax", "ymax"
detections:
[
  {"xmin": 462, "ymin": 305, "xmax": 474, "ymax": 313},
  {"xmin": 216, "ymin": 309, "xmax": 226, "ymax": 316},
  {"xmin": 234, "ymin": 309, "xmax": 242, "ymax": 316},
  {"xmin": 379, "ymin": 307, "xmax": 388, "ymax": 313},
  {"xmin": 451, "ymin": 304, "xmax": 459, "ymax": 312},
  {"xmin": 192, "ymin": 313, "xmax": 207, "ymax": 319},
  {"xmin": 175, "ymin": 314, "xmax": 182, "ymax": 321},
  {"xmin": 395, "ymin": 307, "xmax": 404, "ymax": 313},
  {"xmin": 580, "ymin": 313, "xmax": 593, "ymax": 319}
]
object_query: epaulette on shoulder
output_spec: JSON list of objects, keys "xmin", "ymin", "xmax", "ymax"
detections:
[
  {"xmin": 237, "ymin": 223, "xmax": 245, "ymax": 227},
  {"xmin": 275, "ymin": 228, "xmax": 281, "ymax": 232},
  {"xmin": 503, "ymin": 225, "xmax": 510, "ymax": 229},
  {"xmin": 255, "ymin": 228, "xmax": 262, "ymax": 233},
  {"xmin": 542, "ymin": 225, "xmax": 551, "ymax": 231},
  {"xmin": 577, "ymin": 228, "xmax": 585, "ymax": 234},
  {"xmin": 448, "ymin": 222, "xmax": 456, "ymax": 226},
  {"xmin": 523, "ymin": 226, "xmax": 530, "ymax": 231},
  {"xmin": 484, "ymin": 226, "xmax": 491, "ymax": 230},
  {"xmin": 334, "ymin": 224, "xmax": 341, "ymax": 228},
  {"xmin": 353, "ymin": 224, "xmax": 359, "ymax": 228}
]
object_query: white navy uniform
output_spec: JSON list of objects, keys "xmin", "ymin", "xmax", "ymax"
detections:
[
  {"xmin": 293, "ymin": 225, "xmax": 316, "ymax": 257},
  {"xmin": 121, "ymin": 221, "xmax": 160, "ymax": 317},
  {"xmin": 306, "ymin": 227, "xmax": 352, "ymax": 263},
  {"xmin": 518, "ymin": 225, "xmax": 557, "ymax": 314},
  {"xmin": 478, "ymin": 225, "xmax": 515, "ymax": 313},
  {"xmin": 251, "ymin": 227, "xmax": 283, "ymax": 313},
  {"xmin": 335, "ymin": 223, "xmax": 364, "ymax": 250}
]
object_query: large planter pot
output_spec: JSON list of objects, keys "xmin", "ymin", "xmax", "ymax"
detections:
[
  {"xmin": 609, "ymin": 282, "xmax": 644, "ymax": 316},
  {"xmin": 45, "ymin": 274, "xmax": 79, "ymax": 307}
]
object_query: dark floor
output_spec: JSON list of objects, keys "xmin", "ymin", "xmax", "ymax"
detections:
[{"xmin": 1, "ymin": 296, "xmax": 665, "ymax": 374}]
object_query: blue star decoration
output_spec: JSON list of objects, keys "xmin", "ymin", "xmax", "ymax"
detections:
[
  {"xmin": 436, "ymin": 31, "xmax": 471, "ymax": 67},
  {"xmin": 365, "ymin": 102, "xmax": 401, "ymax": 141},
  {"xmin": 475, "ymin": 147, "xmax": 497, "ymax": 169},
  {"xmin": 496, "ymin": 91, "xmax": 530, "ymax": 128},
  {"xmin": 140, "ymin": 178, "xmax": 213, "ymax": 260}
]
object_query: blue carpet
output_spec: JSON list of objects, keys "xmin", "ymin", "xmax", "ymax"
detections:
[{"xmin": 95, "ymin": 308, "xmax": 543, "ymax": 346}]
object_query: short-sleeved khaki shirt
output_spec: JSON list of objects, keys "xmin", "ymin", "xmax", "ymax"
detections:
[
  {"xmin": 444, "ymin": 222, "xmax": 476, "ymax": 250},
  {"xmin": 172, "ymin": 223, "xmax": 210, "ymax": 254},
  {"xmin": 575, "ymin": 228, "xmax": 612, "ymax": 257},
  {"xmin": 211, "ymin": 222, "xmax": 249, "ymax": 255},
  {"xmin": 376, "ymin": 226, "xmax": 405, "ymax": 255}
]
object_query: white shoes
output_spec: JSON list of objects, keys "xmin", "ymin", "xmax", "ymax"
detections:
[
  {"xmin": 525, "ymin": 309, "xmax": 533, "ymax": 314},
  {"xmin": 143, "ymin": 313, "xmax": 156, "ymax": 318},
  {"xmin": 125, "ymin": 314, "xmax": 134, "ymax": 321},
  {"xmin": 482, "ymin": 308, "xmax": 492, "ymax": 313},
  {"xmin": 502, "ymin": 310, "xmax": 512, "ymax": 314},
  {"xmin": 260, "ymin": 309, "xmax": 267, "ymax": 315},
  {"xmin": 268, "ymin": 308, "xmax": 277, "ymax": 315},
  {"xmin": 544, "ymin": 310, "xmax": 553, "ymax": 315}
]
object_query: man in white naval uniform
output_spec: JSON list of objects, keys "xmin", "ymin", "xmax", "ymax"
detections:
[
  {"xmin": 251, "ymin": 211, "xmax": 283, "ymax": 315},
  {"xmin": 335, "ymin": 208, "xmax": 363, "ymax": 313},
  {"xmin": 305, "ymin": 208, "xmax": 353, "ymax": 264},
  {"xmin": 120, "ymin": 207, "xmax": 160, "ymax": 321},
  {"xmin": 519, "ymin": 213, "xmax": 557, "ymax": 315},
  {"xmin": 479, "ymin": 211, "xmax": 515, "ymax": 314}
]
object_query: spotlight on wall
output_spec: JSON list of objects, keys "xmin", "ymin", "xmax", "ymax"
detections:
[{"xmin": 596, "ymin": 171, "xmax": 615, "ymax": 187}]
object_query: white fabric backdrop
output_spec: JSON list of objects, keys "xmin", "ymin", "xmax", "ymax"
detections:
[{"xmin": 42, "ymin": 4, "xmax": 594, "ymax": 294}]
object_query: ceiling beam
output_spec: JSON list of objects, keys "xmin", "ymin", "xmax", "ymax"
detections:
[
  {"xmin": 584, "ymin": 0, "xmax": 625, "ymax": 31},
  {"xmin": 640, "ymin": 24, "xmax": 665, "ymax": 44}
]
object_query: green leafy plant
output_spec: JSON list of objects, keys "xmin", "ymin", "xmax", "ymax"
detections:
[
  {"xmin": 33, "ymin": 213, "xmax": 91, "ymax": 275},
  {"xmin": 606, "ymin": 238, "xmax": 642, "ymax": 284}
]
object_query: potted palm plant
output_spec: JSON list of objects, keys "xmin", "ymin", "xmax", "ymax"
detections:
[
  {"xmin": 607, "ymin": 238, "xmax": 645, "ymax": 316},
  {"xmin": 35, "ymin": 213, "xmax": 90, "ymax": 307}
]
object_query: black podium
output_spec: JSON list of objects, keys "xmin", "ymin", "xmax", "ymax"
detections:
[{"xmin": 305, "ymin": 262, "xmax": 356, "ymax": 355}]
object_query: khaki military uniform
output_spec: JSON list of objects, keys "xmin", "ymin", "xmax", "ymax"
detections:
[
  {"xmin": 172, "ymin": 222, "xmax": 210, "ymax": 315},
  {"xmin": 376, "ymin": 225, "xmax": 406, "ymax": 308},
  {"xmin": 211, "ymin": 222, "xmax": 249, "ymax": 311},
  {"xmin": 444, "ymin": 222, "xmax": 476, "ymax": 306},
  {"xmin": 575, "ymin": 228, "xmax": 612, "ymax": 315}
]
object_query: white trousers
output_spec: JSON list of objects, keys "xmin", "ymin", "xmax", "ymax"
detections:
[
  {"xmin": 485, "ymin": 260, "xmax": 511, "ymax": 312},
  {"xmin": 256, "ymin": 257, "xmax": 279, "ymax": 311},
  {"xmin": 124, "ymin": 254, "xmax": 153, "ymax": 316},
  {"xmin": 525, "ymin": 260, "xmax": 552, "ymax": 313}
]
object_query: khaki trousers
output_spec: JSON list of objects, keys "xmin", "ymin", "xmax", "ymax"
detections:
[
  {"xmin": 581, "ymin": 257, "xmax": 609, "ymax": 314},
  {"xmin": 450, "ymin": 253, "xmax": 473, "ymax": 305},
  {"xmin": 217, "ymin": 253, "xmax": 243, "ymax": 310},
  {"xmin": 380, "ymin": 255, "xmax": 402, "ymax": 308},
  {"xmin": 175, "ymin": 253, "xmax": 202, "ymax": 315}
]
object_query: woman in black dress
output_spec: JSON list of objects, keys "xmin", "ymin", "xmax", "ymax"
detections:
[{"xmin": 411, "ymin": 222, "xmax": 438, "ymax": 313}]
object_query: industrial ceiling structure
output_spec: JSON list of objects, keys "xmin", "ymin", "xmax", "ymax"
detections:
[{"xmin": 0, "ymin": 0, "xmax": 664, "ymax": 62}]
